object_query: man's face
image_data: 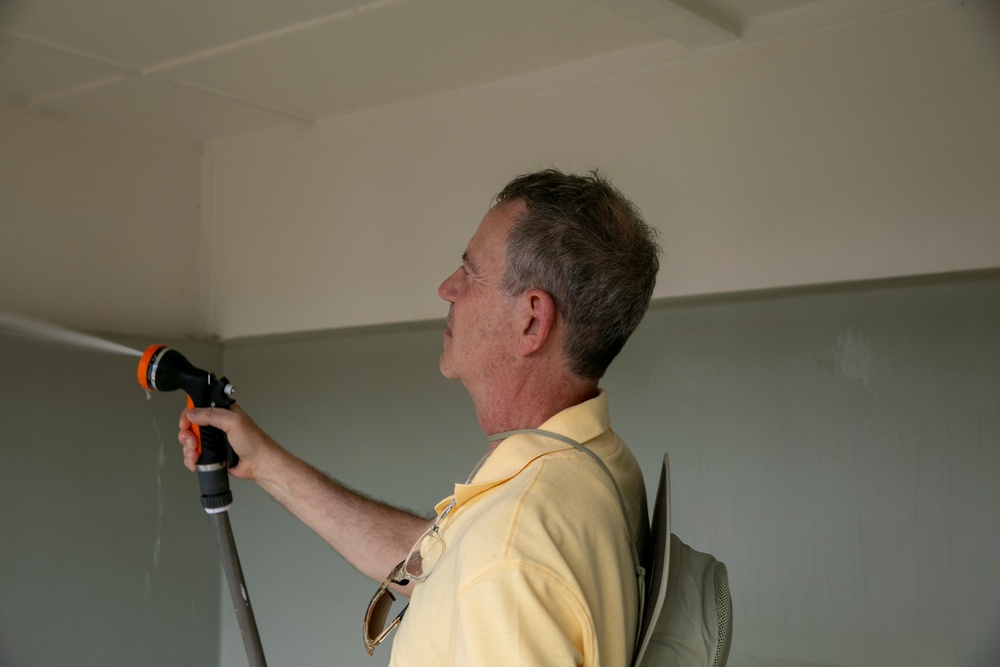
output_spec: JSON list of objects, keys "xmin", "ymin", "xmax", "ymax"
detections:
[{"xmin": 437, "ymin": 200, "xmax": 524, "ymax": 385}]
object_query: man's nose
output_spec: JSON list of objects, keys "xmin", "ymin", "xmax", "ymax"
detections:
[{"xmin": 438, "ymin": 268, "xmax": 462, "ymax": 301}]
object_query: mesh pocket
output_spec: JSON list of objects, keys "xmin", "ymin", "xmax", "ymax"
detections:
[{"xmin": 712, "ymin": 562, "xmax": 733, "ymax": 667}]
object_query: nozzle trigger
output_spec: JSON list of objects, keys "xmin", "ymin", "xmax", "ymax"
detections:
[{"xmin": 186, "ymin": 395, "xmax": 203, "ymax": 460}]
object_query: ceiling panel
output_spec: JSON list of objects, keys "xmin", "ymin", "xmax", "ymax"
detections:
[{"xmin": 168, "ymin": 0, "xmax": 668, "ymax": 119}]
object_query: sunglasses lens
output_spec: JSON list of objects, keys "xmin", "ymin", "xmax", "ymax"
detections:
[
  {"xmin": 366, "ymin": 589, "xmax": 395, "ymax": 641},
  {"xmin": 404, "ymin": 529, "xmax": 445, "ymax": 581}
]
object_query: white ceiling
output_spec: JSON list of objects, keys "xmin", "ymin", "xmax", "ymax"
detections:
[{"xmin": 0, "ymin": 0, "xmax": 936, "ymax": 148}]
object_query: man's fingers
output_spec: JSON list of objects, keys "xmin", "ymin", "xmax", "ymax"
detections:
[
  {"xmin": 177, "ymin": 403, "xmax": 261, "ymax": 480},
  {"xmin": 183, "ymin": 406, "xmax": 237, "ymax": 430},
  {"xmin": 177, "ymin": 430, "xmax": 199, "ymax": 471}
]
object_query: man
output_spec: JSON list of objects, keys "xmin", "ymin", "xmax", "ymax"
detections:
[{"xmin": 178, "ymin": 169, "xmax": 661, "ymax": 666}]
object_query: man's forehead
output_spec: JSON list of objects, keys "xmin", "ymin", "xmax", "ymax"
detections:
[{"xmin": 466, "ymin": 200, "xmax": 523, "ymax": 260}]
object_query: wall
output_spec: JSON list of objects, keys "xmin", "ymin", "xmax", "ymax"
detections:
[
  {"xmin": 0, "ymin": 106, "xmax": 224, "ymax": 665},
  {"xmin": 202, "ymin": 1, "xmax": 1000, "ymax": 340},
  {"xmin": 0, "ymin": 109, "xmax": 204, "ymax": 338},
  {"xmin": 213, "ymin": 270, "xmax": 1000, "ymax": 667},
  {"xmin": 0, "ymin": 334, "xmax": 222, "ymax": 666}
]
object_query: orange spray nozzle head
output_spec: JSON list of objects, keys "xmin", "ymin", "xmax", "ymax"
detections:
[
  {"xmin": 137, "ymin": 344, "xmax": 165, "ymax": 391},
  {"xmin": 138, "ymin": 344, "xmax": 209, "ymax": 395}
]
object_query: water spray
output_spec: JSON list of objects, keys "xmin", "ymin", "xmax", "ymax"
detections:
[
  {"xmin": 138, "ymin": 345, "xmax": 267, "ymax": 667},
  {"xmin": 0, "ymin": 311, "xmax": 141, "ymax": 356}
]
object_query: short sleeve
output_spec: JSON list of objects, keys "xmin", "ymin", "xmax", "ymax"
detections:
[{"xmin": 452, "ymin": 563, "xmax": 598, "ymax": 667}]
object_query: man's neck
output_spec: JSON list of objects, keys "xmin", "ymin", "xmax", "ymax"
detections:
[{"xmin": 469, "ymin": 369, "xmax": 599, "ymax": 441}]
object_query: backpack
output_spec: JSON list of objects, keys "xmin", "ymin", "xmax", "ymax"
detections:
[
  {"xmin": 632, "ymin": 454, "xmax": 733, "ymax": 667},
  {"xmin": 494, "ymin": 432, "xmax": 733, "ymax": 666}
]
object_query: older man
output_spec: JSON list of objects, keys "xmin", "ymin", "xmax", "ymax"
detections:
[{"xmin": 178, "ymin": 169, "xmax": 661, "ymax": 666}]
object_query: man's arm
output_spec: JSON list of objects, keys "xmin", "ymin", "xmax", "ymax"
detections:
[{"xmin": 179, "ymin": 405, "xmax": 431, "ymax": 590}]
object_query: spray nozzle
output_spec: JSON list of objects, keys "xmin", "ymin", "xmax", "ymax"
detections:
[
  {"xmin": 138, "ymin": 345, "xmax": 239, "ymax": 512},
  {"xmin": 138, "ymin": 345, "xmax": 235, "ymax": 407}
]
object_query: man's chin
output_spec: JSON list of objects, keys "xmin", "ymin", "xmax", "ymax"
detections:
[{"xmin": 439, "ymin": 354, "xmax": 458, "ymax": 380}]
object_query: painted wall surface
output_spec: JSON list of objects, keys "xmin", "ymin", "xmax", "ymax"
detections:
[
  {"xmin": 0, "ymin": 334, "xmax": 222, "ymax": 666},
  {"xmin": 212, "ymin": 272, "xmax": 1000, "ymax": 667},
  {"xmin": 203, "ymin": 2, "xmax": 1000, "ymax": 340},
  {"xmin": 0, "ymin": 110, "xmax": 203, "ymax": 338}
]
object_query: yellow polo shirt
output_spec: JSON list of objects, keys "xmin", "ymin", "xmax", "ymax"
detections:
[{"xmin": 389, "ymin": 391, "xmax": 649, "ymax": 666}]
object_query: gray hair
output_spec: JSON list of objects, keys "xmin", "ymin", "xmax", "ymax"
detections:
[{"xmin": 495, "ymin": 169, "xmax": 661, "ymax": 380}]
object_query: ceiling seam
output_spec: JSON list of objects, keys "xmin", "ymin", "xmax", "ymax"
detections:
[
  {"xmin": 166, "ymin": 79, "xmax": 315, "ymax": 124},
  {"xmin": 0, "ymin": 28, "xmax": 139, "ymax": 73},
  {"xmin": 139, "ymin": 0, "xmax": 413, "ymax": 76},
  {"xmin": 27, "ymin": 76, "xmax": 125, "ymax": 107}
]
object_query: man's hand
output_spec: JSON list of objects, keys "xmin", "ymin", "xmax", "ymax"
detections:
[{"xmin": 178, "ymin": 404, "xmax": 277, "ymax": 481}]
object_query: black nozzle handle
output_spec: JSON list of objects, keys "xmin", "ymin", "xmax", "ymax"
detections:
[
  {"xmin": 195, "ymin": 421, "xmax": 241, "ymax": 469},
  {"xmin": 194, "ymin": 407, "xmax": 239, "ymax": 512}
]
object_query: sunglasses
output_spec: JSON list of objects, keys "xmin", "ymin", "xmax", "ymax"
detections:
[{"xmin": 363, "ymin": 498, "xmax": 456, "ymax": 655}]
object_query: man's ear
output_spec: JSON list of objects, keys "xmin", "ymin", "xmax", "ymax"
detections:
[{"xmin": 518, "ymin": 289, "xmax": 557, "ymax": 356}]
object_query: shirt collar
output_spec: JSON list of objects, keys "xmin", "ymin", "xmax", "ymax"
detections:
[{"xmin": 435, "ymin": 390, "xmax": 610, "ymax": 513}]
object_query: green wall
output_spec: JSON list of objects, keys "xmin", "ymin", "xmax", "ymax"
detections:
[
  {"xmin": 606, "ymin": 272, "xmax": 1000, "ymax": 666},
  {"xmin": 0, "ymin": 336, "xmax": 221, "ymax": 666}
]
